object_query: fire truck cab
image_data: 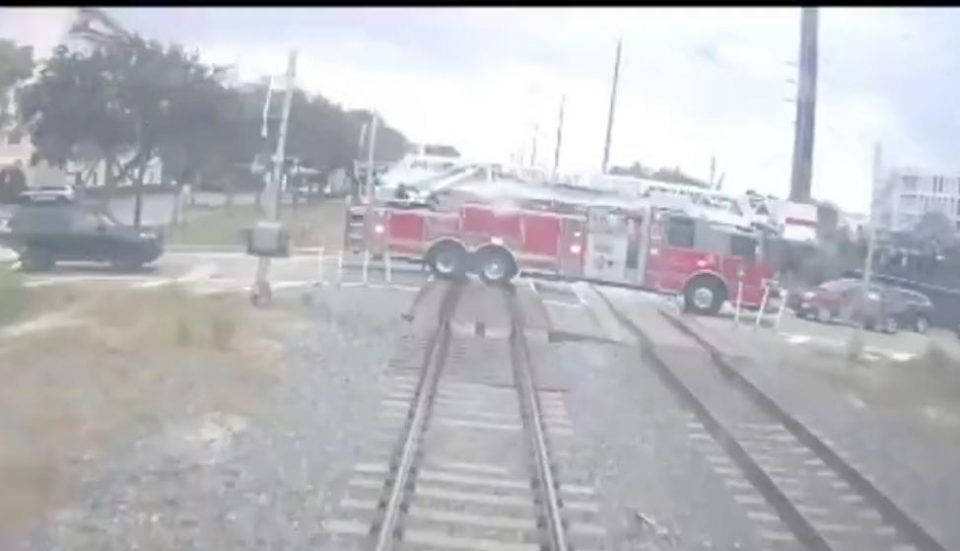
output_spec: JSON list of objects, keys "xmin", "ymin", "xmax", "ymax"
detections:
[{"xmin": 348, "ymin": 197, "xmax": 775, "ymax": 316}]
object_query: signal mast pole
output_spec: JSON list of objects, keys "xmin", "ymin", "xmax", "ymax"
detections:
[{"xmin": 252, "ymin": 50, "xmax": 296, "ymax": 305}]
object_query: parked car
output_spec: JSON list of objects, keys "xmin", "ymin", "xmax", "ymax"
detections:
[
  {"xmin": 1, "ymin": 192, "xmax": 164, "ymax": 272},
  {"xmin": 887, "ymin": 287, "xmax": 934, "ymax": 333},
  {"xmin": 19, "ymin": 184, "xmax": 79, "ymax": 203},
  {"xmin": 793, "ymin": 278, "xmax": 905, "ymax": 333}
]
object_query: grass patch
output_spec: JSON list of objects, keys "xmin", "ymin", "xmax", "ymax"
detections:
[
  {"xmin": 0, "ymin": 269, "xmax": 28, "ymax": 326},
  {"xmin": 0, "ymin": 268, "xmax": 80, "ymax": 328},
  {"xmin": 808, "ymin": 340, "xmax": 960, "ymax": 436},
  {"xmin": 0, "ymin": 286, "xmax": 284, "ymax": 540},
  {"xmin": 166, "ymin": 200, "xmax": 346, "ymax": 250}
]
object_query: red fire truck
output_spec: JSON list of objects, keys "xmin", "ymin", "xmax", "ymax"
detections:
[{"xmin": 347, "ymin": 197, "xmax": 776, "ymax": 316}]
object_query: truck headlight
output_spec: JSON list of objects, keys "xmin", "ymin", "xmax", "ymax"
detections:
[{"xmin": 374, "ymin": 224, "xmax": 385, "ymax": 235}]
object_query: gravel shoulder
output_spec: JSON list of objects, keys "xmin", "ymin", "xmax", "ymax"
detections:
[
  {"xmin": 534, "ymin": 335, "xmax": 773, "ymax": 549},
  {"xmin": 5, "ymin": 285, "xmax": 415, "ymax": 549}
]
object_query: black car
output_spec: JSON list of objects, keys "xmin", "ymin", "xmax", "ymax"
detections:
[{"xmin": 1, "ymin": 193, "xmax": 164, "ymax": 272}]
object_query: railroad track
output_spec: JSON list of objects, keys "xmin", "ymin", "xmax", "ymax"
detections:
[
  {"xmin": 595, "ymin": 288, "xmax": 946, "ymax": 551},
  {"xmin": 321, "ymin": 280, "xmax": 605, "ymax": 550}
]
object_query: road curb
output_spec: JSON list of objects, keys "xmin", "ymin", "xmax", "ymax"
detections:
[{"xmin": 165, "ymin": 245, "xmax": 326, "ymax": 254}]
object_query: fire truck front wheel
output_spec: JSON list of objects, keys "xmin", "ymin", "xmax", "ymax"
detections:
[
  {"xmin": 426, "ymin": 241, "xmax": 467, "ymax": 280},
  {"xmin": 683, "ymin": 276, "xmax": 727, "ymax": 316}
]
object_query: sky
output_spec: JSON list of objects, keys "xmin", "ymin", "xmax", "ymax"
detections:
[{"xmin": 2, "ymin": 7, "xmax": 959, "ymax": 213}]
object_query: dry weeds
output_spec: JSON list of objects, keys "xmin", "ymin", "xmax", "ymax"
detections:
[{"xmin": 0, "ymin": 285, "xmax": 284, "ymax": 540}]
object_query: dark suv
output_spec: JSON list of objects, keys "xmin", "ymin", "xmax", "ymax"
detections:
[{"xmin": 1, "ymin": 194, "xmax": 163, "ymax": 272}]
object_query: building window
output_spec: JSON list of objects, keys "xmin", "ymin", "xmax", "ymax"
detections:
[{"xmin": 902, "ymin": 175, "xmax": 918, "ymax": 191}]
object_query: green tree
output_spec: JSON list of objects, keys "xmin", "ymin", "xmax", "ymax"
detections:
[
  {"xmin": 915, "ymin": 210, "xmax": 956, "ymax": 248},
  {"xmin": 17, "ymin": 46, "xmax": 132, "ymax": 180},
  {"xmin": 19, "ymin": 38, "xmax": 238, "ymax": 226},
  {"xmin": 650, "ymin": 166, "xmax": 710, "ymax": 188},
  {"xmin": 609, "ymin": 161, "xmax": 651, "ymax": 179}
]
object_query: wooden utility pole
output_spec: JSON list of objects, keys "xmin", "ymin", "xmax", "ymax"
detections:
[
  {"xmin": 365, "ymin": 113, "xmax": 379, "ymax": 204},
  {"xmin": 530, "ymin": 122, "xmax": 539, "ymax": 168},
  {"xmin": 601, "ymin": 39, "xmax": 622, "ymax": 174},
  {"xmin": 789, "ymin": 8, "xmax": 819, "ymax": 203},
  {"xmin": 553, "ymin": 94, "xmax": 566, "ymax": 178}
]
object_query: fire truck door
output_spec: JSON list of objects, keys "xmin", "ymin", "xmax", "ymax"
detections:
[
  {"xmin": 558, "ymin": 217, "xmax": 585, "ymax": 275},
  {"xmin": 624, "ymin": 212, "xmax": 650, "ymax": 284},
  {"xmin": 584, "ymin": 210, "xmax": 629, "ymax": 281}
]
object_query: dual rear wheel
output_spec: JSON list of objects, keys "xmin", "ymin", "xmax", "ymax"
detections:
[{"xmin": 426, "ymin": 243, "xmax": 516, "ymax": 285}]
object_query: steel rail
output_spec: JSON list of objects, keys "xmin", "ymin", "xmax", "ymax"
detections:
[
  {"xmin": 373, "ymin": 280, "xmax": 463, "ymax": 551},
  {"xmin": 505, "ymin": 286, "xmax": 569, "ymax": 551}
]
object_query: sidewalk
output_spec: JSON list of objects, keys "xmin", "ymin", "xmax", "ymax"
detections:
[{"xmin": 666, "ymin": 308, "xmax": 960, "ymax": 549}]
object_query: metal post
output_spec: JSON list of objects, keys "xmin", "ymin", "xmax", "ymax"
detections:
[
  {"xmin": 755, "ymin": 284, "xmax": 771, "ymax": 329},
  {"xmin": 848, "ymin": 142, "xmax": 881, "ymax": 359},
  {"xmin": 315, "ymin": 246, "xmax": 325, "ymax": 286},
  {"xmin": 362, "ymin": 249, "xmax": 370, "ymax": 285},
  {"xmin": 733, "ymin": 277, "xmax": 744, "ymax": 326},
  {"xmin": 385, "ymin": 246, "xmax": 392, "ymax": 285},
  {"xmin": 848, "ymin": 219, "xmax": 876, "ymax": 358},
  {"xmin": 336, "ymin": 249, "xmax": 344, "ymax": 285},
  {"xmin": 774, "ymin": 290, "xmax": 789, "ymax": 330},
  {"xmin": 252, "ymin": 50, "xmax": 297, "ymax": 305}
]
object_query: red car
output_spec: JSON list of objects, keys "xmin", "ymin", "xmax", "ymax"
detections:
[{"xmin": 793, "ymin": 278, "xmax": 904, "ymax": 333}]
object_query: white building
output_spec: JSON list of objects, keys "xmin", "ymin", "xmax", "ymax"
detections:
[
  {"xmin": 0, "ymin": 127, "xmax": 72, "ymax": 188},
  {"xmin": 1, "ymin": 126, "xmax": 163, "ymax": 189},
  {"xmin": 871, "ymin": 166, "xmax": 960, "ymax": 233}
]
